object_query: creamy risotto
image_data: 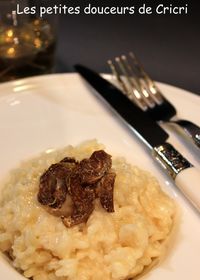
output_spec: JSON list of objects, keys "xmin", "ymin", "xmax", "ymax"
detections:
[{"xmin": 0, "ymin": 140, "xmax": 175, "ymax": 280}]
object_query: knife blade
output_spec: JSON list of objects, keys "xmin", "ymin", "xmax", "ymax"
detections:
[{"xmin": 75, "ymin": 64, "xmax": 200, "ymax": 211}]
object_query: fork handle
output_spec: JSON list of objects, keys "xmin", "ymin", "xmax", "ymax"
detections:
[{"xmin": 173, "ymin": 120, "xmax": 200, "ymax": 148}]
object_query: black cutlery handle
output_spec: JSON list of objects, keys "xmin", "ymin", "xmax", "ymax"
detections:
[{"xmin": 173, "ymin": 120, "xmax": 200, "ymax": 148}]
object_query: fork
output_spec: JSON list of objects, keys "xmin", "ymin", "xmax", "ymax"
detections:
[{"xmin": 108, "ymin": 52, "xmax": 200, "ymax": 149}]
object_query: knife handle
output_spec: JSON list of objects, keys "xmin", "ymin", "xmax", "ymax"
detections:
[
  {"xmin": 153, "ymin": 143, "xmax": 200, "ymax": 211},
  {"xmin": 175, "ymin": 167, "xmax": 200, "ymax": 210}
]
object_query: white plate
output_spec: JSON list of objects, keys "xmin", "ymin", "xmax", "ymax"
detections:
[{"xmin": 0, "ymin": 73, "xmax": 200, "ymax": 279}]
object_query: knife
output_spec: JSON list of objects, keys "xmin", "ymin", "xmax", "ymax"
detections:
[{"xmin": 75, "ymin": 64, "xmax": 200, "ymax": 211}]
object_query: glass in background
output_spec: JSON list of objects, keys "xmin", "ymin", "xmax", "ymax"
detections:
[{"xmin": 0, "ymin": 0, "xmax": 57, "ymax": 82}]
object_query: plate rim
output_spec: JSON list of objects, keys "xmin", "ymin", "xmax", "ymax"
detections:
[{"xmin": 0, "ymin": 73, "xmax": 199, "ymax": 103}]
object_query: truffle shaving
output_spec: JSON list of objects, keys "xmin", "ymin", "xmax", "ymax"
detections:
[
  {"xmin": 37, "ymin": 150, "xmax": 116, "ymax": 227},
  {"xmin": 38, "ymin": 158, "xmax": 77, "ymax": 208},
  {"xmin": 97, "ymin": 172, "xmax": 116, "ymax": 212}
]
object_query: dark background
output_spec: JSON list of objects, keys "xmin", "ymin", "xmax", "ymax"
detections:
[{"xmin": 55, "ymin": 0, "xmax": 199, "ymax": 95}]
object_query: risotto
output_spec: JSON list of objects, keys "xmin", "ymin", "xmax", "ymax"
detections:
[{"xmin": 0, "ymin": 140, "xmax": 175, "ymax": 280}]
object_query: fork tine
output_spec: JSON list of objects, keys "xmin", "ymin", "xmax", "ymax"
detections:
[
  {"xmin": 107, "ymin": 60, "xmax": 129, "ymax": 95},
  {"xmin": 120, "ymin": 55, "xmax": 141, "ymax": 91},
  {"xmin": 117, "ymin": 56, "xmax": 140, "ymax": 93},
  {"xmin": 129, "ymin": 52, "xmax": 163, "ymax": 104},
  {"xmin": 120, "ymin": 55, "xmax": 156, "ymax": 108},
  {"xmin": 129, "ymin": 52, "xmax": 150, "ymax": 81},
  {"xmin": 115, "ymin": 57, "xmax": 148, "ymax": 110}
]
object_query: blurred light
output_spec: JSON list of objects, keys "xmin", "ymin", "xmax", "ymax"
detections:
[
  {"xmin": 7, "ymin": 47, "xmax": 15, "ymax": 57},
  {"xmin": 7, "ymin": 29, "xmax": 14, "ymax": 38},
  {"xmin": 13, "ymin": 37, "xmax": 19, "ymax": 44},
  {"xmin": 34, "ymin": 38, "xmax": 42, "ymax": 48}
]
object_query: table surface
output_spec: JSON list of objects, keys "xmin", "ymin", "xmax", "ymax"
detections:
[{"xmin": 55, "ymin": 2, "xmax": 199, "ymax": 96}]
